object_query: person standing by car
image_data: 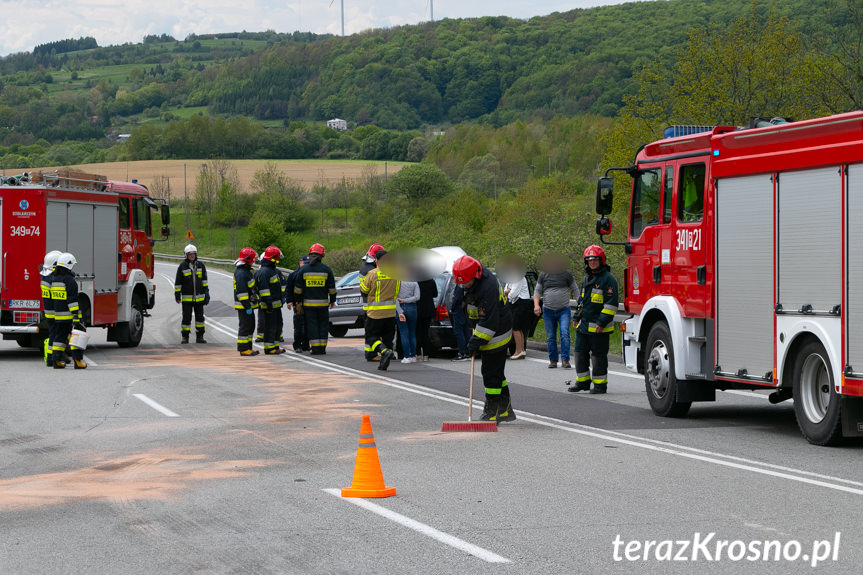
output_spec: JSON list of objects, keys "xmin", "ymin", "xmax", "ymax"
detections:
[
  {"xmin": 286, "ymin": 255, "xmax": 310, "ymax": 352},
  {"xmin": 505, "ymin": 274, "xmax": 532, "ymax": 360},
  {"xmin": 569, "ymin": 245, "xmax": 618, "ymax": 394},
  {"xmin": 454, "ymin": 255, "xmax": 515, "ymax": 422},
  {"xmin": 415, "ymin": 277, "xmax": 438, "ymax": 361},
  {"xmin": 294, "ymin": 243, "xmax": 337, "ymax": 355},
  {"xmin": 234, "ymin": 247, "xmax": 259, "ymax": 357},
  {"xmin": 361, "ymin": 250, "xmax": 399, "ymax": 370},
  {"xmin": 533, "ymin": 253, "xmax": 579, "ymax": 369},
  {"xmin": 174, "ymin": 244, "xmax": 209, "ymax": 344},
  {"xmin": 396, "ymin": 280, "xmax": 420, "ymax": 363}
]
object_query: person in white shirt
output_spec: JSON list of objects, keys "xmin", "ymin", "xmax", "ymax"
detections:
[{"xmin": 504, "ymin": 275, "xmax": 532, "ymax": 359}]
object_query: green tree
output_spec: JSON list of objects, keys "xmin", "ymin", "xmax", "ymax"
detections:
[{"xmin": 386, "ymin": 163, "xmax": 454, "ymax": 201}]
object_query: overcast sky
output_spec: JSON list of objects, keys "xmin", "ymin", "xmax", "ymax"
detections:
[{"xmin": 0, "ymin": 0, "xmax": 637, "ymax": 57}]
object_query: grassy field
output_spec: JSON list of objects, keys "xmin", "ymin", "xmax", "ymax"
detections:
[{"xmin": 38, "ymin": 159, "xmax": 409, "ymax": 195}]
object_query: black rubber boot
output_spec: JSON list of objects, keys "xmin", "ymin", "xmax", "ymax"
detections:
[
  {"xmin": 589, "ymin": 383, "xmax": 607, "ymax": 394},
  {"xmin": 196, "ymin": 332, "xmax": 207, "ymax": 344},
  {"xmin": 568, "ymin": 380, "xmax": 592, "ymax": 392},
  {"xmin": 480, "ymin": 394, "xmax": 500, "ymax": 421},
  {"xmin": 497, "ymin": 387, "xmax": 516, "ymax": 422},
  {"xmin": 181, "ymin": 333, "xmax": 189, "ymax": 344},
  {"xmin": 378, "ymin": 349, "xmax": 394, "ymax": 371}
]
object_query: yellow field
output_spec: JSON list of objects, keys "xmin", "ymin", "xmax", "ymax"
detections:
[{"xmin": 43, "ymin": 159, "xmax": 407, "ymax": 196}]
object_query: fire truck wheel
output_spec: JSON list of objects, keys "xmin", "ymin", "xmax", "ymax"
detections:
[
  {"xmin": 644, "ymin": 322, "xmax": 691, "ymax": 418},
  {"xmin": 118, "ymin": 294, "xmax": 144, "ymax": 348},
  {"xmin": 792, "ymin": 338, "xmax": 842, "ymax": 446}
]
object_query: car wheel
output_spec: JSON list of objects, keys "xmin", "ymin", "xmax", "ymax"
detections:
[{"xmin": 329, "ymin": 324, "xmax": 349, "ymax": 338}]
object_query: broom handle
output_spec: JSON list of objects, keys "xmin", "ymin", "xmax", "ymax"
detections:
[{"xmin": 468, "ymin": 355, "xmax": 475, "ymax": 422}]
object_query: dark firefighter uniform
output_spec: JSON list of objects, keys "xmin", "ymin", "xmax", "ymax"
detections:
[
  {"xmin": 41, "ymin": 264, "xmax": 55, "ymax": 366},
  {"xmin": 293, "ymin": 254, "xmax": 336, "ymax": 354},
  {"xmin": 465, "ymin": 268, "xmax": 515, "ymax": 421},
  {"xmin": 51, "ymin": 266, "xmax": 83, "ymax": 369},
  {"xmin": 174, "ymin": 258, "xmax": 209, "ymax": 343},
  {"xmin": 256, "ymin": 259, "xmax": 285, "ymax": 354},
  {"xmin": 360, "ymin": 266, "xmax": 400, "ymax": 368},
  {"xmin": 234, "ymin": 262, "xmax": 259, "ymax": 355},
  {"xmin": 287, "ymin": 259, "xmax": 309, "ymax": 352},
  {"xmin": 573, "ymin": 265, "xmax": 618, "ymax": 393}
]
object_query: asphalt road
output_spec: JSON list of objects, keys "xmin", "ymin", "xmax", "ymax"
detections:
[{"xmin": 0, "ymin": 261, "xmax": 860, "ymax": 574}]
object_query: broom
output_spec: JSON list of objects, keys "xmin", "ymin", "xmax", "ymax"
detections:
[{"xmin": 441, "ymin": 355, "xmax": 498, "ymax": 432}]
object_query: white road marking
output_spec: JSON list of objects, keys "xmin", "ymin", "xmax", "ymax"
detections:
[
  {"xmin": 82, "ymin": 354, "xmax": 97, "ymax": 366},
  {"xmin": 133, "ymin": 393, "xmax": 179, "ymax": 417},
  {"xmin": 205, "ymin": 317, "xmax": 862, "ymax": 496},
  {"xmin": 322, "ymin": 489, "xmax": 511, "ymax": 563}
]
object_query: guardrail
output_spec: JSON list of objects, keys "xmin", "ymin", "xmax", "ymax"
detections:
[{"xmin": 154, "ymin": 253, "xmax": 295, "ymax": 275}]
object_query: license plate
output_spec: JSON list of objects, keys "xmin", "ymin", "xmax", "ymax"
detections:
[
  {"xmin": 338, "ymin": 296, "xmax": 360, "ymax": 305},
  {"xmin": 9, "ymin": 299, "xmax": 41, "ymax": 309}
]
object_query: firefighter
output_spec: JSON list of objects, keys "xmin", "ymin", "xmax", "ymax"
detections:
[
  {"xmin": 293, "ymin": 243, "xmax": 336, "ymax": 355},
  {"xmin": 40, "ymin": 250, "xmax": 62, "ymax": 367},
  {"xmin": 360, "ymin": 250, "xmax": 399, "ymax": 370},
  {"xmin": 174, "ymin": 244, "xmax": 209, "ymax": 344},
  {"xmin": 569, "ymin": 245, "xmax": 618, "ymax": 394},
  {"xmin": 51, "ymin": 252, "xmax": 86, "ymax": 369},
  {"xmin": 359, "ymin": 243, "xmax": 384, "ymax": 280},
  {"xmin": 286, "ymin": 255, "xmax": 310, "ymax": 352},
  {"xmin": 454, "ymin": 255, "xmax": 516, "ymax": 421},
  {"xmin": 234, "ymin": 247, "xmax": 260, "ymax": 356},
  {"xmin": 256, "ymin": 245, "xmax": 287, "ymax": 355}
]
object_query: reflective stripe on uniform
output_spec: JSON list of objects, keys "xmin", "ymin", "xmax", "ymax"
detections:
[
  {"xmin": 479, "ymin": 330, "xmax": 511, "ymax": 351},
  {"xmin": 588, "ymin": 322, "xmax": 615, "ymax": 333},
  {"xmin": 473, "ymin": 325, "xmax": 495, "ymax": 341},
  {"xmin": 304, "ymin": 298, "xmax": 330, "ymax": 307}
]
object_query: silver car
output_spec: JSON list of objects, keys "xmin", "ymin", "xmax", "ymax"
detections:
[{"xmin": 328, "ymin": 270, "xmax": 365, "ymax": 337}]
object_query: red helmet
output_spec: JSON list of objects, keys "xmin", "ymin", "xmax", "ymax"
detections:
[
  {"xmin": 309, "ymin": 243, "xmax": 325, "ymax": 256},
  {"xmin": 238, "ymin": 247, "xmax": 257, "ymax": 265},
  {"xmin": 583, "ymin": 244, "xmax": 606, "ymax": 265},
  {"xmin": 262, "ymin": 245, "xmax": 282, "ymax": 262},
  {"xmin": 453, "ymin": 255, "xmax": 483, "ymax": 284},
  {"xmin": 366, "ymin": 243, "xmax": 385, "ymax": 257}
]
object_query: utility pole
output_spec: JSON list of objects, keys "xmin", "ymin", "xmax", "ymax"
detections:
[{"xmin": 431, "ymin": 0, "xmax": 434, "ymax": 21}]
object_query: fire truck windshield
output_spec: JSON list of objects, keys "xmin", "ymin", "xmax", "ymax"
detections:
[{"xmin": 630, "ymin": 168, "xmax": 662, "ymax": 238}]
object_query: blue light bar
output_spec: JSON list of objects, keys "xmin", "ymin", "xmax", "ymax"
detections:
[{"xmin": 712, "ymin": 149, "xmax": 720, "ymax": 156}]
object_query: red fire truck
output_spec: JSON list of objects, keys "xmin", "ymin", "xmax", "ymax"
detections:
[
  {"xmin": 0, "ymin": 170, "xmax": 170, "ymax": 349},
  {"xmin": 596, "ymin": 111, "xmax": 863, "ymax": 445}
]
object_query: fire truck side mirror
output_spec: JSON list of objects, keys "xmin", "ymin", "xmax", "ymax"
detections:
[
  {"xmin": 596, "ymin": 177, "xmax": 614, "ymax": 215},
  {"xmin": 160, "ymin": 204, "xmax": 171, "ymax": 226},
  {"xmin": 595, "ymin": 217, "xmax": 612, "ymax": 236}
]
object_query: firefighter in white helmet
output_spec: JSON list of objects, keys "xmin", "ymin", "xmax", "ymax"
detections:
[
  {"xmin": 51, "ymin": 252, "xmax": 86, "ymax": 369},
  {"xmin": 174, "ymin": 244, "xmax": 210, "ymax": 344},
  {"xmin": 41, "ymin": 250, "xmax": 62, "ymax": 367}
]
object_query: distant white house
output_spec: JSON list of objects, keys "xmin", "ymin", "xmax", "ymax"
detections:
[{"xmin": 327, "ymin": 118, "xmax": 348, "ymax": 131}]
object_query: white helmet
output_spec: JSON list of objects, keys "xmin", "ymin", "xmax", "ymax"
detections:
[
  {"xmin": 184, "ymin": 244, "xmax": 197, "ymax": 255},
  {"xmin": 56, "ymin": 252, "xmax": 77, "ymax": 271},
  {"xmin": 42, "ymin": 250, "xmax": 62, "ymax": 276}
]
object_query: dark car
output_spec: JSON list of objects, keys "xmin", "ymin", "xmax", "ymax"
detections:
[{"xmin": 328, "ymin": 270, "xmax": 365, "ymax": 337}]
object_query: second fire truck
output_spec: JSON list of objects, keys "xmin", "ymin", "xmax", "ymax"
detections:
[{"xmin": 597, "ymin": 111, "xmax": 863, "ymax": 445}]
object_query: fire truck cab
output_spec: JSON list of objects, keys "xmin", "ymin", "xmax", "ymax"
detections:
[
  {"xmin": 597, "ymin": 112, "xmax": 863, "ymax": 445},
  {"xmin": 0, "ymin": 171, "xmax": 170, "ymax": 349}
]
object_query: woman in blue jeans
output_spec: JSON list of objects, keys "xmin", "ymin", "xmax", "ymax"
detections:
[
  {"xmin": 396, "ymin": 281, "xmax": 420, "ymax": 363},
  {"xmin": 533, "ymin": 261, "xmax": 579, "ymax": 368}
]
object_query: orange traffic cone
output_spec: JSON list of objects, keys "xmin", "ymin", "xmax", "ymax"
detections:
[{"xmin": 341, "ymin": 414, "xmax": 397, "ymax": 498}]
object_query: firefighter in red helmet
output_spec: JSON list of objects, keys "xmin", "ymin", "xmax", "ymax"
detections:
[
  {"xmin": 234, "ymin": 247, "xmax": 259, "ymax": 356},
  {"xmin": 453, "ymin": 255, "xmax": 516, "ymax": 421},
  {"xmin": 293, "ymin": 243, "xmax": 336, "ymax": 354},
  {"xmin": 256, "ymin": 245, "xmax": 286, "ymax": 355},
  {"xmin": 569, "ymin": 245, "xmax": 618, "ymax": 394}
]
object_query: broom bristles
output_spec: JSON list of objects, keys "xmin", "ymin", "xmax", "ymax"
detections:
[{"xmin": 441, "ymin": 421, "xmax": 498, "ymax": 432}]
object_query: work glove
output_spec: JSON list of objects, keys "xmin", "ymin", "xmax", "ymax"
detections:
[
  {"xmin": 203, "ymin": 291, "xmax": 210, "ymax": 306},
  {"xmin": 175, "ymin": 293, "xmax": 181, "ymax": 304},
  {"xmin": 245, "ymin": 308, "xmax": 253, "ymax": 316},
  {"xmin": 467, "ymin": 336, "xmax": 481, "ymax": 357}
]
